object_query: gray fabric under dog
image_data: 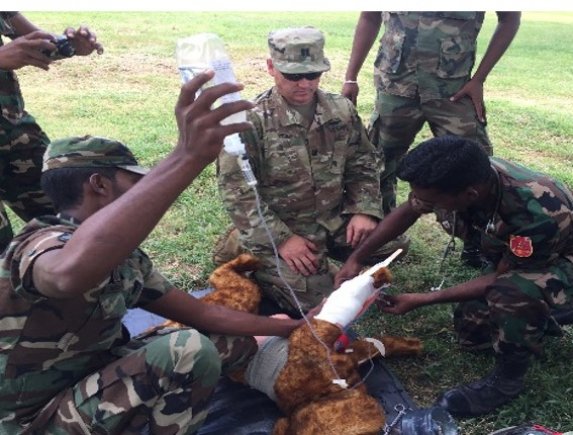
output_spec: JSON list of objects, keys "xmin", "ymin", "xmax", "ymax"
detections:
[{"xmin": 244, "ymin": 336, "xmax": 289, "ymax": 402}]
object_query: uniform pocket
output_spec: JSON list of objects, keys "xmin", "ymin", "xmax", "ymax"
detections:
[
  {"xmin": 374, "ymin": 32, "xmax": 405, "ymax": 74},
  {"xmin": 98, "ymin": 286, "xmax": 127, "ymax": 320},
  {"xmin": 437, "ymin": 35, "xmax": 476, "ymax": 79},
  {"xmin": 0, "ymin": 71, "xmax": 25, "ymax": 124}
]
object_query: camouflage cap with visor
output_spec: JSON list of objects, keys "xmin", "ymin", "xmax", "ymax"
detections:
[
  {"xmin": 43, "ymin": 135, "xmax": 149, "ymax": 175},
  {"xmin": 268, "ymin": 26, "xmax": 331, "ymax": 74}
]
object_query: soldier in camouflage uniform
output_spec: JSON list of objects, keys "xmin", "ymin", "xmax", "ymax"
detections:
[
  {"xmin": 0, "ymin": 75, "xmax": 307, "ymax": 434},
  {"xmin": 335, "ymin": 135, "xmax": 573, "ymax": 417},
  {"xmin": 342, "ymin": 11, "xmax": 521, "ymax": 267},
  {"xmin": 0, "ymin": 11, "xmax": 102, "ymax": 253},
  {"xmin": 217, "ymin": 27, "xmax": 409, "ymax": 316}
]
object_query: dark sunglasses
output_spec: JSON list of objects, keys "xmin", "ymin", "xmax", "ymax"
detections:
[{"xmin": 282, "ymin": 72, "xmax": 322, "ymax": 82}]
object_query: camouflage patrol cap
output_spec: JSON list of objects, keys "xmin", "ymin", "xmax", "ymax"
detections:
[
  {"xmin": 268, "ymin": 27, "xmax": 331, "ymax": 74},
  {"xmin": 43, "ymin": 135, "xmax": 149, "ymax": 175}
]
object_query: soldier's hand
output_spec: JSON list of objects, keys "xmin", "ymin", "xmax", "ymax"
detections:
[
  {"xmin": 0, "ymin": 30, "xmax": 55, "ymax": 71},
  {"xmin": 346, "ymin": 213, "xmax": 377, "ymax": 248},
  {"xmin": 378, "ymin": 293, "xmax": 422, "ymax": 315},
  {"xmin": 64, "ymin": 26, "xmax": 104, "ymax": 56},
  {"xmin": 278, "ymin": 234, "xmax": 319, "ymax": 276},
  {"xmin": 341, "ymin": 81, "xmax": 359, "ymax": 106},
  {"xmin": 174, "ymin": 70, "xmax": 253, "ymax": 167},
  {"xmin": 450, "ymin": 78, "xmax": 486, "ymax": 123},
  {"xmin": 334, "ymin": 258, "xmax": 362, "ymax": 288}
]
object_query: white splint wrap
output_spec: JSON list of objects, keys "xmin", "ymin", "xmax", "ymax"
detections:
[{"xmin": 314, "ymin": 273, "xmax": 376, "ymax": 328}]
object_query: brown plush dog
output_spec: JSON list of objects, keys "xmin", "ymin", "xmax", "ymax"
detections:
[
  {"xmin": 163, "ymin": 253, "xmax": 422, "ymax": 434},
  {"xmin": 272, "ymin": 266, "xmax": 422, "ymax": 435}
]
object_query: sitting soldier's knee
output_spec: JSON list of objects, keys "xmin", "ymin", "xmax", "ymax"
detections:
[{"xmin": 171, "ymin": 330, "xmax": 222, "ymax": 382}]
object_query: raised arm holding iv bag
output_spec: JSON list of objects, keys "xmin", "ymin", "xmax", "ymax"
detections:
[{"xmin": 176, "ymin": 33, "xmax": 257, "ymax": 185}]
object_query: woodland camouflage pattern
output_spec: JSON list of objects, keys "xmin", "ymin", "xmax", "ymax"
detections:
[
  {"xmin": 410, "ymin": 158, "xmax": 573, "ymax": 355},
  {"xmin": 374, "ymin": 11, "xmax": 485, "ymax": 100},
  {"xmin": 370, "ymin": 12, "xmax": 492, "ymax": 214},
  {"xmin": 0, "ymin": 12, "xmax": 54, "ymax": 253},
  {"xmin": 43, "ymin": 135, "xmax": 149, "ymax": 175},
  {"xmin": 217, "ymin": 87, "xmax": 384, "ymax": 313},
  {"xmin": 0, "ymin": 215, "xmax": 255, "ymax": 433}
]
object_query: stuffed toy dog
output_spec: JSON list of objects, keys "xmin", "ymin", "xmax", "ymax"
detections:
[{"xmin": 164, "ymin": 253, "xmax": 422, "ymax": 434}]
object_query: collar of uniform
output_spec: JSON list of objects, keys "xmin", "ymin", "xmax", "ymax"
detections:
[
  {"xmin": 56, "ymin": 213, "xmax": 82, "ymax": 227},
  {"xmin": 270, "ymin": 87, "xmax": 337, "ymax": 128}
]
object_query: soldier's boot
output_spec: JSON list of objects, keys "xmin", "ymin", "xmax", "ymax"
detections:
[
  {"xmin": 435, "ymin": 351, "xmax": 530, "ymax": 417},
  {"xmin": 212, "ymin": 227, "xmax": 244, "ymax": 266},
  {"xmin": 460, "ymin": 226, "xmax": 488, "ymax": 269}
]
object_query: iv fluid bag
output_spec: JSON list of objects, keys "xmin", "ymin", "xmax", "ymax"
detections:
[{"xmin": 176, "ymin": 33, "xmax": 246, "ymax": 155}]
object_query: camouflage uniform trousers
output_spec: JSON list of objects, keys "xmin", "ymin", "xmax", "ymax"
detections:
[
  {"xmin": 214, "ymin": 220, "xmax": 410, "ymax": 315},
  {"xmin": 20, "ymin": 327, "xmax": 257, "ymax": 435},
  {"xmin": 453, "ymin": 258, "xmax": 573, "ymax": 356},
  {"xmin": 0, "ymin": 86, "xmax": 54, "ymax": 253},
  {"xmin": 369, "ymin": 90, "xmax": 492, "ymax": 215}
]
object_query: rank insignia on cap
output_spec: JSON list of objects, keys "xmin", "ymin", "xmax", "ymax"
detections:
[{"xmin": 509, "ymin": 235, "xmax": 533, "ymax": 257}]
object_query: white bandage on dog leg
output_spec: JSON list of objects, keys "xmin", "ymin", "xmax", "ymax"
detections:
[
  {"xmin": 315, "ymin": 274, "xmax": 375, "ymax": 328},
  {"xmin": 364, "ymin": 337, "xmax": 386, "ymax": 357},
  {"xmin": 244, "ymin": 336, "xmax": 289, "ymax": 402}
]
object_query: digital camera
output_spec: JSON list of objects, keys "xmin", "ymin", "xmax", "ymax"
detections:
[{"xmin": 43, "ymin": 35, "xmax": 75, "ymax": 58}]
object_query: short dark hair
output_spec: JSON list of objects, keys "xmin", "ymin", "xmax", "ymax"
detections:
[
  {"xmin": 396, "ymin": 135, "xmax": 492, "ymax": 194},
  {"xmin": 41, "ymin": 167, "xmax": 118, "ymax": 211}
]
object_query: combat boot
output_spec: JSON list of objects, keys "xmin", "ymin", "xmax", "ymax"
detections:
[{"xmin": 435, "ymin": 351, "xmax": 530, "ymax": 417}]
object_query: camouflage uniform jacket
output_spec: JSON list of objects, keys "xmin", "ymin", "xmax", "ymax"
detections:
[
  {"xmin": 0, "ymin": 215, "xmax": 173, "ymax": 423},
  {"xmin": 410, "ymin": 158, "xmax": 573, "ymax": 270},
  {"xmin": 217, "ymin": 87, "xmax": 383, "ymax": 251},
  {"xmin": 0, "ymin": 11, "xmax": 26, "ymax": 124},
  {"xmin": 374, "ymin": 11, "xmax": 485, "ymax": 102}
]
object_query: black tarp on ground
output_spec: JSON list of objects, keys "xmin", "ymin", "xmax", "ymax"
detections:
[
  {"xmin": 124, "ymin": 302, "xmax": 420, "ymax": 435},
  {"xmin": 195, "ymin": 357, "xmax": 418, "ymax": 435}
]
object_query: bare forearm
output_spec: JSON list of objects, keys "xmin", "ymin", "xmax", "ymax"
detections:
[
  {"xmin": 9, "ymin": 13, "xmax": 43, "ymax": 37},
  {"xmin": 472, "ymin": 12, "xmax": 521, "ymax": 83},
  {"xmin": 147, "ymin": 290, "xmax": 300, "ymax": 338},
  {"xmin": 349, "ymin": 202, "xmax": 420, "ymax": 265},
  {"xmin": 418, "ymin": 273, "xmax": 498, "ymax": 306},
  {"xmin": 383, "ymin": 273, "xmax": 499, "ymax": 315},
  {"xmin": 345, "ymin": 12, "xmax": 382, "ymax": 80},
  {"xmin": 195, "ymin": 304, "xmax": 299, "ymax": 337}
]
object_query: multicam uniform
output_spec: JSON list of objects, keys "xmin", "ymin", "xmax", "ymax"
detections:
[
  {"xmin": 0, "ymin": 215, "xmax": 256, "ymax": 434},
  {"xmin": 411, "ymin": 158, "xmax": 573, "ymax": 356},
  {"xmin": 372, "ymin": 12, "xmax": 493, "ymax": 214},
  {"xmin": 0, "ymin": 12, "xmax": 54, "ymax": 253},
  {"xmin": 218, "ymin": 87, "xmax": 383, "ymax": 314}
]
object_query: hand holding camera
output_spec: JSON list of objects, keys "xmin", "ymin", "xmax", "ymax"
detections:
[
  {"xmin": 0, "ymin": 30, "xmax": 55, "ymax": 71},
  {"xmin": 42, "ymin": 35, "xmax": 75, "ymax": 59},
  {"xmin": 43, "ymin": 26, "xmax": 104, "ymax": 59},
  {"xmin": 62, "ymin": 25, "xmax": 104, "ymax": 57}
]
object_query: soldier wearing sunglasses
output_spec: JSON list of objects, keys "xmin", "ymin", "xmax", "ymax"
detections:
[{"xmin": 217, "ymin": 27, "xmax": 409, "ymax": 316}]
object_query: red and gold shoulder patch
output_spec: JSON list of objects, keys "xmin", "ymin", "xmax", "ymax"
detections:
[{"xmin": 509, "ymin": 235, "xmax": 533, "ymax": 258}]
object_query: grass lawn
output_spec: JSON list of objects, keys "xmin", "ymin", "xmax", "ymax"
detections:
[{"xmin": 11, "ymin": 11, "xmax": 573, "ymax": 433}]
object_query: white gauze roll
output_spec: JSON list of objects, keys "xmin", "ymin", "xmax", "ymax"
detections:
[{"xmin": 314, "ymin": 273, "xmax": 375, "ymax": 328}]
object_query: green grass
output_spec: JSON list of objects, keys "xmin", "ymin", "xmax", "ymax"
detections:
[{"xmin": 9, "ymin": 11, "xmax": 573, "ymax": 433}]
